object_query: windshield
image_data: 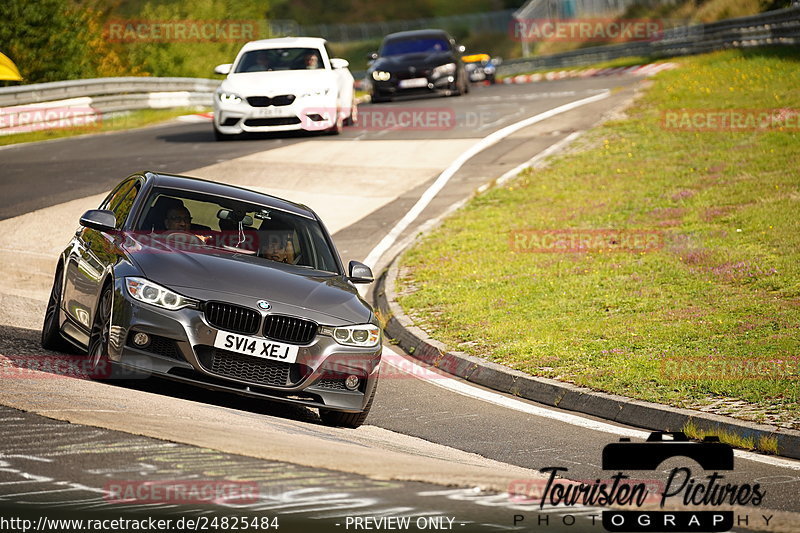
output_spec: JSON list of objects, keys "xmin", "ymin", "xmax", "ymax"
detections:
[
  {"xmin": 134, "ymin": 188, "xmax": 340, "ymax": 274},
  {"xmin": 234, "ymin": 47, "xmax": 324, "ymax": 72},
  {"xmin": 380, "ymin": 37, "xmax": 451, "ymax": 57}
]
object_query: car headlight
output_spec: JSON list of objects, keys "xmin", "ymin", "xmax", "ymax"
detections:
[
  {"xmin": 371, "ymin": 71, "xmax": 391, "ymax": 81},
  {"xmin": 432, "ymin": 63, "xmax": 456, "ymax": 77},
  {"xmin": 217, "ymin": 91, "xmax": 242, "ymax": 104},
  {"xmin": 300, "ymin": 87, "xmax": 331, "ymax": 98},
  {"xmin": 318, "ymin": 324, "xmax": 381, "ymax": 347},
  {"xmin": 125, "ymin": 277, "xmax": 197, "ymax": 310}
]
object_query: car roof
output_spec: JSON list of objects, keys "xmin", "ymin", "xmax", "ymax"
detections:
[
  {"xmin": 144, "ymin": 172, "xmax": 316, "ymax": 219},
  {"xmin": 383, "ymin": 29, "xmax": 451, "ymax": 41},
  {"xmin": 239, "ymin": 37, "xmax": 327, "ymax": 52}
]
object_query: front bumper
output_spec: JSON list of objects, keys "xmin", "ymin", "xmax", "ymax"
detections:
[
  {"xmin": 213, "ymin": 96, "xmax": 340, "ymax": 134},
  {"xmin": 108, "ymin": 281, "xmax": 381, "ymax": 413},
  {"xmin": 371, "ymin": 74, "xmax": 458, "ymax": 98}
]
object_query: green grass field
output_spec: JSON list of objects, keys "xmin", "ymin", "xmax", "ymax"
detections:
[{"xmin": 397, "ymin": 47, "xmax": 800, "ymax": 437}]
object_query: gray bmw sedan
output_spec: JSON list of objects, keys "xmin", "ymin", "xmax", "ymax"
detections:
[{"xmin": 41, "ymin": 171, "xmax": 381, "ymax": 427}]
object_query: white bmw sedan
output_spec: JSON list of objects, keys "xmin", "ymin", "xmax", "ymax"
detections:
[{"xmin": 212, "ymin": 37, "xmax": 356, "ymax": 140}]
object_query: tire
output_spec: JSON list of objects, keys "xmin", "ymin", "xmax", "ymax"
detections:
[
  {"xmin": 344, "ymin": 97, "xmax": 358, "ymax": 126},
  {"xmin": 319, "ymin": 380, "xmax": 377, "ymax": 428},
  {"xmin": 327, "ymin": 108, "xmax": 343, "ymax": 135},
  {"xmin": 213, "ymin": 125, "xmax": 234, "ymax": 141},
  {"xmin": 86, "ymin": 284, "xmax": 113, "ymax": 379},
  {"xmin": 41, "ymin": 265, "xmax": 70, "ymax": 352}
]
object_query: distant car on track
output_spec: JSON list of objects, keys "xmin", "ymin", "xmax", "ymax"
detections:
[
  {"xmin": 462, "ymin": 53, "xmax": 501, "ymax": 84},
  {"xmin": 42, "ymin": 171, "xmax": 381, "ymax": 428},
  {"xmin": 365, "ymin": 29, "xmax": 469, "ymax": 103},
  {"xmin": 212, "ymin": 37, "xmax": 356, "ymax": 140}
]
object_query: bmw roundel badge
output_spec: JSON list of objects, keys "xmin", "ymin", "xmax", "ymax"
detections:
[{"xmin": 257, "ymin": 300, "xmax": 271, "ymax": 310}]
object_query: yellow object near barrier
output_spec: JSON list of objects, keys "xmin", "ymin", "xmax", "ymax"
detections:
[
  {"xmin": 462, "ymin": 53, "xmax": 490, "ymax": 63},
  {"xmin": 0, "ymin": 52, "xmax": 23, "ymax": 81}
]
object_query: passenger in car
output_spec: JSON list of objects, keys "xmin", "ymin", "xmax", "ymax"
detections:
[{"xmin": 304, "ymin": 52, "xmax": 320, "ymax": 69}]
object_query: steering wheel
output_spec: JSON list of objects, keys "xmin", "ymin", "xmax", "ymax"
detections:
[{"xmin": 163, "ymin": 231, "xmax": 204, "ymax": 247}]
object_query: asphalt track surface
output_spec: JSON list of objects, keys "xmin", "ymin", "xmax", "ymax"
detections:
[{"xmin": 1, "ymin": 77, "xmax": 798, "ymax": 532}]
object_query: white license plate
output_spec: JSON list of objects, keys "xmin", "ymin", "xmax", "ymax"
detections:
[
  {"xmin": 214, "ymin": 331, "xmax": 299, "ymax": 363},
  {"xmin": 399, "ymin": 77, "xmax": 428, "ymax": 89},
  {"xmin": 251, "ymin": 107, "xmax": 293, "ymax": 118}
]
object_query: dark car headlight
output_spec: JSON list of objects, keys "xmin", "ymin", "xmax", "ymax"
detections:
[
  {"xmin": 125, "ymin": 277, "xmax": 197, "ymax": 311},
  {"xmin": 319, "ymin": 324, "xmax": 381, "ymax": 347}
]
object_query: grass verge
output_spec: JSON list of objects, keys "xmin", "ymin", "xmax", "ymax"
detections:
[
  {"xmin": 0, "ymin": 107, "xmax": 210, "ymax": 147},
  {"xmin": 397, "ymin": 46, "xmax": 800, "ymax": 430}
]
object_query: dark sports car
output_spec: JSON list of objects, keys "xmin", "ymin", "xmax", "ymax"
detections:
[
  {"xmin": 41, "ymin": 171, "xmax": 381, "ymax": 428},
  {"xmin": 366, "ymin": 29, "xmax": 469, "ymax": 102}
]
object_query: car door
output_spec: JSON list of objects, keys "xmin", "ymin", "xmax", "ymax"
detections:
[{"xmin": 63, "ymin": 179, "xmax": 141, "ymax": 335}]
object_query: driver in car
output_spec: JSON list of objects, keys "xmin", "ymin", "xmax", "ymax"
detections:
[
  {"xmin": 261, "ymin": 231, "xmax": 296, "ymax": 264},
  {"xmin": 164, "ymin": 206, "xmax": 192, "ymax": 231}
]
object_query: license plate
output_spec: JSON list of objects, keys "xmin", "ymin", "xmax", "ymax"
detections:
[
  {"xmin": 214, "ymin": 331, "xmax": 299, "ymax": 363},
  {"xmin": 399, "ymin": 77, "xmax": 428, "ymax": 89},
  {"xmin": 251, "ymin": 107, "xmax": 293, "ymax": 118}
]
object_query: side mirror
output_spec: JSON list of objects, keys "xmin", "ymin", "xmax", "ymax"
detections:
[
  {"xmin": 330, "ymin": 58, "xmax": 350, "ymax": 69},
  {"xmin": 214, "ymin": 63, "xmax": 232, "ymax": 75},
  {"xmin": 457, "ymin": 44, "xmax": 466, "ymax": 54},
  {"xmin": 79, "ymin": 209, "xmax": 116, "ymax": 232},
  {"xmin": 348, "ymin": 261, "xmax": 373, "ymax": 284},
  {"xmin": 367, "ymin": 52, "xmax": 379, "ymax": 61}
]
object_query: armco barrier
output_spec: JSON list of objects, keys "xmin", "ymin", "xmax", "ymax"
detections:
[
  {"xmin": 497, "ymin": 5, "xmax": 800, "ymax": 76},
  {"xmin": 0, "ymin": 77, "xmax": 220, "ymax": 134}
]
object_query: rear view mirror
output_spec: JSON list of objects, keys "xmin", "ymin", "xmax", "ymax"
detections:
[
  {"xmin": 348, "ymin": 261, "xmax": 373, "ymax": 284},
  {"xmin": 214, "ymin": 63, "xmax": 232, "ymax": 75},
  {"xmin": 79, "ymin": 209, "xmax": 116, "ymax": 232},
  {"xmin": 217, "ymin": 209, "xmax": 253, "ymax": 226}
]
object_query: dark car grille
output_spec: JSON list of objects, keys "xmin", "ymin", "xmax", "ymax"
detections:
[
  {"xmin": 244, "ymin": 117, "xmax": 301, "ymax": 127},
  {"xmin": 206, "ymin": 348, "xmax": 291, "ymax": 387},
  {"xmin": 204, "ymin": 302, "xmax": 260, "ymax": 335},
  {"xmin": 263, "ymin": 315, "xmax": 317, "ymax": 345},
  {"xmin": 316, "ymin": 378, "xmax": 347, "ymax": 390},
  {"xmin": 247, "ymin": 95, "xmax": 295, "ymax": 107}
]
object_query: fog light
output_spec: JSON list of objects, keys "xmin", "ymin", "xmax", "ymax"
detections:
[
  {"xmin": 132, "ymin": 332, "xmax": 150, "ymax": 347},
  {"xmin": 344, "ymin": 375, "xmax": 360, "ymax": 391}
]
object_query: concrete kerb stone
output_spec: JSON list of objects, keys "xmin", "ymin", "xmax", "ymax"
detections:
[{"xmin": 375, "ymin": 257, "xmax": 800, "ymax": 460}]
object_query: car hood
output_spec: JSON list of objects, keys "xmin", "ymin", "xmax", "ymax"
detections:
[
  {"xmin": 123, "ymin": 236, "xmax": 370, "ymax": 324},
  {"xmin": 372, "ymin": 52, "xmax": 456, "ymax": 72},
  {"xmin": 222, "ymin": 70, "xmax": 337, "ymax": 96}
]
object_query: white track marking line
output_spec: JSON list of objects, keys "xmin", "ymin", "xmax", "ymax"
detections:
[
  {"xmin": 381, "ymin": 347, "xmax": 800, "ymax": 471},
  {"xmin": 476, "ymin": 130, "xmax": 583, "ymax": 195},
  {"xmin": 362, "ymin": 91, "xmax": 610, "ymax": 269}
]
